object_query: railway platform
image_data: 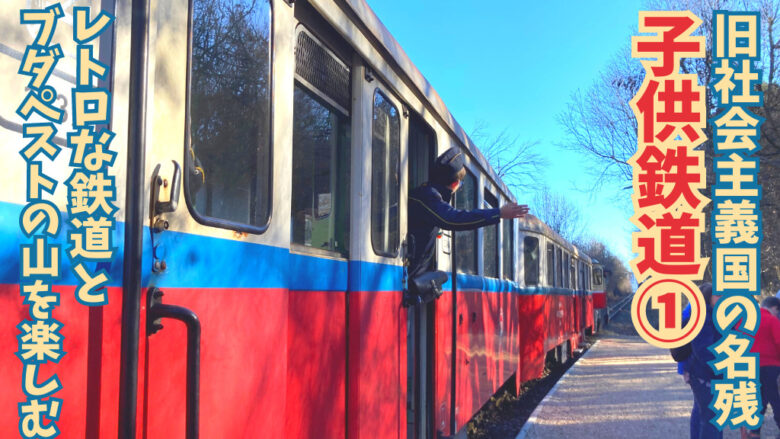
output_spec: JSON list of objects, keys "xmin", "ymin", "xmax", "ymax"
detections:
[{"xmin": 516, "ymin": 335, "xmax": 779, "ymax": 439}]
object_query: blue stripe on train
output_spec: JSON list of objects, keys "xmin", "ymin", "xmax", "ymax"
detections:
[
  {"xmin": 1, "ymin": 201, "xmax": 587, "ymax": 295},
  {"xmin": 453, "ymin": 273, "xmax": 582, "ymax": 296},
  {"xmin": 0, "ymin": 201, "xmax": 402, "ymax": 291}
]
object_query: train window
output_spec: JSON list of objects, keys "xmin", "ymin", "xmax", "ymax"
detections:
[
  {"xmin": 408, "ymin": 114, "xmax": 436, "ymax": 191},
  {"xmin": 483, "ymin": 189, "xmax": 498, "ymax": 278},
  {"xmin": 563, "ymin": 253, "xmax": 569, "ymax": 289},
  {"xmin": 587, "ymin": 266, "xmax": 592, "ymax": 290},
  {"xmin": 502, "ymin": 219, "xmax": 514, "ymax": 281},
  {"xmin": 556, "ymin": 247, "xmax": 563, "ymax": 288},
  {"xmin": 291, "ymin": 29, "xmax": 351, "ymax": 255},
  {"xmin": 371, "ymin": 90, "xmax": 401, "ymax": 257},
  {"xmin": 579, "ymin": 263, "xmax": 586, "ymax": 290},
  {"xmin": 524, "ymin": 236, "xmax": 539, "ymax": 286},
  {"xmin": 570, "ymin": 259, "xmax": 576, "ymax": 289},
  {"xmin": 594, "ymin": 267, "xmax": 603, "ymax": 287},
  {"xmin": 291, "ymin": 86, "xmax": 350, "ymax": 254},
  {"xmin": 186, "ymin": 0, "xmax": 272, "ymax": 230},
  {"xmin": 546, "ymin": 244, "xmax": 554, "ymax": 286},
  {"xmin": 455, "ymin": 170, "xmax": 478, "ymax": 274}
]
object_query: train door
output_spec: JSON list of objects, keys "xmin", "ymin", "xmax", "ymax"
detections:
[
  {"xmin": 406, "ymin": 113, "xmax": 436, "ymax": 439},
  {"xmin": 126, "ymin": 0, "xmax": 307, "ymax": 437},
  {"xmin": 286, "ymin": 4, "xmax": 354, "ymax": 437}
]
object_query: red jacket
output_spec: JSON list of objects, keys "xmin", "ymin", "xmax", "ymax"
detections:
[{"xmin": 751, "ymin": 308, "xmax": 780, "ymax": 367}]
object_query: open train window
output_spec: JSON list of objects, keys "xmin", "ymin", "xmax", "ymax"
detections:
[
  {"xmin": 524, "ymin": 236, "xmax": 539, "ymax": 286},
  {"xmin": 185, "ymin": 0, "xmax": 272, "ymax": 232},
  {"xmin": 483, "ymin": 189, "xmax": 498, "ymax": 278},
  {"xmin": 408, "ymin": 114, "xmax": 436, "ymax": 191},
  {"xmin": 455, "ymin": 169, "xmax": 478, "ymax": 275},
  {"xmin": 546, "ymin": 244, "xmax": 554, "ymax": 287},
  {"xmin": 579, "ymin": 262, "xmax": 586, "ymax": 290},
  {"xmin": 291, "ymin": 28, "xmax": 351, "ymax": 255},
  {"xmin": 371, "ymin": 90, "xmax": 401, "ymax": 257},
  {"xmin": 502, "ymin": 219, "xmax": 514, "ymax": 281},
  {"xmin": 556, "ymin": 247, "xmax": 563, "ymax": 288},
  {"xmin": 563, "ymin": 253, "xmax": 569, "ymax": 290}
]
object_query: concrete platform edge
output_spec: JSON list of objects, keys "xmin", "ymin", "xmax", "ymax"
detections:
[{"xmin": 515, "ymin": 339, "xmax": 601, "ymax": 439}]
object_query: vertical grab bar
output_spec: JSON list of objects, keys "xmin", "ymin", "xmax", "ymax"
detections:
[{"xmin": 147, "ymin": 288, "xmax": 201, "ymax": 439}]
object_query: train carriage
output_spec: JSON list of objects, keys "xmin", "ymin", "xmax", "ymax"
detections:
[{"xmin": 0, "ymin": 0, "xmax": 607, "ymax": 438}]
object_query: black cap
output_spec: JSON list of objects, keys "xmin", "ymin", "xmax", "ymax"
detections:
[{"xmin": 432, "ymin": 148, "xmax": 465, "ymax": 185}]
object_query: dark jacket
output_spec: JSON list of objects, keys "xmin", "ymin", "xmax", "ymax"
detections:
[
  {"xmin": 407, "ymin": 182, "xmax": 500, "ymax": 278},
  {"xmin": 686, "ymin": 305, "xmax": 721, "ymax": 381}
]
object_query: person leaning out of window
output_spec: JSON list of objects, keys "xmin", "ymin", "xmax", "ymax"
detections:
[{"xmin": 404, "ymin": 148, "xmax": 529, "ymax": 305}]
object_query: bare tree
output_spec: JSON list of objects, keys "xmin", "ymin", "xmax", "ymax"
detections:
[
  {"xmin": 561, "ymin": 0, "xmax": 780, "ymax": 185},
  {"xmin": 558, "ymin": 45, "xmax": 642, "ymax": 190},
  {"xmin": 470, "ymin": 120, "xmax": 547, "ymax": 193},
  {"xmin": 559, "ymin": 0, "xmax": 780, "ymax": 294},
  {"xmin": 531, "ymin": 185, "xmax": 588, "ymax": 244}
]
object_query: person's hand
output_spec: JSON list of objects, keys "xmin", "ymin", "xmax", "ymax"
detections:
[{"xmin": 500, "ymin": 203, "xmax": 529, "ymax": 219}]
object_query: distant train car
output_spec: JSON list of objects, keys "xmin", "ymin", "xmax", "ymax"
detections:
[
  {"xmin": 0, "ymin": 0, "xmax": 604, "ymax": 438},
  {"xmin": 591, "ymin": 263, "xmax": 608, "ymax": 332}
]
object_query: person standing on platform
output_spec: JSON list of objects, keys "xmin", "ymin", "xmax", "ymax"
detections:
[
  {"xmin": 746, "ymin": 296, "xmax": 780, "ymax": 439},
  {"xmin": 685, "ymin": 283, "xmax": 722, "ymax": 439},
  {"xmin": 676, "ymin": 302, "xmax": 699, "ymax": 439}
]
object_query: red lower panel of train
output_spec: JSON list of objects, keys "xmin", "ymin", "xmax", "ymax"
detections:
[
  {"xmin": 0, "ymin": 282, "xmax": 587, "ymax": 438},
  {"xmin": 0, "ymin": 284, "xmax": 123, "ymax": 439},
  {"xmin": 347, "ymin": 290, "xmax": 406, "ymax": 439}
]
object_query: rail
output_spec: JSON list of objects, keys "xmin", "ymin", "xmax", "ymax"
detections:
[{"xmin": 607, "ymin": 294, "xmax": 633, "ymax": 321}]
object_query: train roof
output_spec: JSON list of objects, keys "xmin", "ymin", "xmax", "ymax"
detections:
[
  {"xmin": 517, "ymin": 214, "xmax": 593, "ymax": 264},
  {"xmin": 344, "ymin": 0, "xmax": 516, "ymax": 203}
]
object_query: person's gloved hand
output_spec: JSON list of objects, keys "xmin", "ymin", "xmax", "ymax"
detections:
[{"xmin": 500, "ymin": 203, "xmax": 530, "ymax": 219}]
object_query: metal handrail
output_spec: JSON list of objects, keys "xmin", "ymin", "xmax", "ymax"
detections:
[{"xmin": 607, "ymin": 293, "xmax": 633, "ymax": 320}]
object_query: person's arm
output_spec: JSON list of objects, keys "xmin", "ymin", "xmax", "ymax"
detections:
[
  {"xmin": 409, "ymin": 193, "xmax": 529, "ymax": 231},
  {"xmin": 409, "ymin": 194, "xmax": 500, "ymax": 231}
]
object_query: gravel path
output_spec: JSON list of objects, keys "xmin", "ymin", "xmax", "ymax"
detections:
[{"xmin": 517, "ymin": 335, "xmax": 779, "ymax": 439}]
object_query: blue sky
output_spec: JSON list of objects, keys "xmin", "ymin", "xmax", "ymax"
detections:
[{"xmin": 366, "ymin": 0, "xmax": 645, "ymax": 263}]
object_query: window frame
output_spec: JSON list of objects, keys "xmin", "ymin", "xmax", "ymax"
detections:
[
  {"xmin": 570, "ymin": 258, "xmax": 576, "ymax": 290},
  {"xmin": 523, "ymin": 235, "xmax": 540, "ymax": 286},
  {"xmin": 454, "ymin": 167, "xmax": 479, "ymax": 275},
  {"xmin": 587, "ymin": 265, "xmax": 592, "ymax": 290},
  {"xmin": 183, "ymin": 0, "xmax": 275, "ymax": 234},
  {"xmin": 370, "ymin": 87, "xmax": 402, "ymax": 258},
  {"xmin": 482, "ymin": 188, "xmax": 499, "ymax": 279},
  {"xmin": 593, "ymin": 266, "xmax": 603, "ymax": 288},
  {"xmin": 546, "ymin": 243, "xmax": 554, "ymax": 287},
  {"xmin": 502, "ymin": 218, "xmax": 514, "ymax": 281},
  {"xmin": 289, "ymin": 83, "xmax": 351, "ymax": 257},
  {"xmin": 407, "ymin": 111, "xmax": 437, "ymax": 192}
]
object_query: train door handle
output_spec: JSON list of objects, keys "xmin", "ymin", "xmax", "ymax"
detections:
[
  {"xmin": 151, "ymin": 160, "xmax": 182, "ymax": 215},
  {"xmin": 147, "ymin": 287, "xmax": 200, "ymax": 439}
]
